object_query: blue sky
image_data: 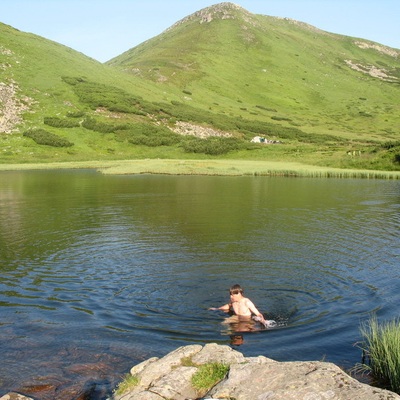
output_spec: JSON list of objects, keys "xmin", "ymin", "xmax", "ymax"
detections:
[{"xmin": 1, "ymin": 0, "xmax": 399, "ymax": 62}]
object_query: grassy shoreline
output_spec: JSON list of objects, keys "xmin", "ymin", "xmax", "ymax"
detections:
[{"xmin": 0, "ymin": 159, "xmax": 399, "ymax": 179}]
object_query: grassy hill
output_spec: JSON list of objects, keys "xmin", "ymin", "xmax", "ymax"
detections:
[
  {"xmin": 0, "ymin": 21, "xmax": 172, "ymax": 162},
  {"xmin": 107, "ymin": 3, "xmax": 399, "ymax": 139},
  {"xmin": 1, "ymin": 3, "xmax": 399, "ymax": 171}
]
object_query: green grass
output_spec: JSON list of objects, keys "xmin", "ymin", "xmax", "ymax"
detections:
[
  {"xmin": 191, "ymin": 362, "xmax": 229, "ymax": 392},
  {"xmin": 113, "ymin": 374, "xmax": 139, "ymax": 396},
  {"xmin": 354, "ymin": 316, "xmax": 400, "ymax": 394}
]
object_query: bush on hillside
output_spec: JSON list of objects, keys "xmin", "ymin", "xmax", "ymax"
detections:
[
  {"xmin": 23, "ymin": 129, "xmax": 74, "ymax": 147},
  {"xmin": 256, "ymin": 105, "xmax": 277, "ymax": 112},
  {"xmin": 82, "ymin": 117, "xmax": 130, "ymax": 133},
  {"xmin": 377, "ymin": 141, "xmax": 400, "ymax": 169},
  {"xmin": 66, "ymin": 111, "xmax": 85, "ymax": 118},
  {"xmin": 382, "ymin": 142, "xmax": 400, "ymax": 166},
  {"xmin": 381, "ymin": 140, "xmax": 400, "ymax": 150},
  {"xmin": 271, "ymin": 115, "xmax": 292, "ymax": 122},
  {"xmin": 44, "ymin": 117, "xmax": 80, "ymax": 128},
  {"xmin": 126, "ymin": 124, "xmax": 181, "ymax": 147},
  {"xmin": 62, "ymin": 76, "xmax": 145, "ymax": 114},
  {"xmin": 181, "ymin": 136, "xmax": 243, "ymax": 155}
]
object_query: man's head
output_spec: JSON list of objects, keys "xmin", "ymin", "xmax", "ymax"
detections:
[{"xmin": 229, "ymin": 284, "xmax": 243, "ymax": 296}]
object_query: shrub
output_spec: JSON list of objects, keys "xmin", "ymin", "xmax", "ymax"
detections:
[
  {"xmin": 62, "ymin": 76, "xmax": 144, "ymax": 114},
  {"xmin": 66, "ymin": 111, "xmax": 85, "ymax": 118},
  {"xmin": 271, "ymin": 116, "xmax": 292, "ymax": 122},
  {"xmin": 256, "ymin": 105, "xmax": 277, "ymax": 112},
  {"xmin": 23, "ymin": 129, "xmax": 74, "ymax": 147},
  {"xmin": 181, "ymin": 137, "xmax": 243, "ymax": 155},
  {"xmin": 359, "ymin": 111, "xmax": 373, "ymax": 117},
  {"xmin": 354, "ymin": 316, "xmax": 400, "ymax": 394},
  {"xmin": 44, "ymin": 117, "xmax": 80, "ymax": 128},
  {"xmin": 127, "ymin": 123, "xmax": 181, "ymax": 147},
  {"xmin": 82, "ymin": 117, "xmax": 130, "ymax": 133},
  {"xmin": 381, "ymin": 141, "xmax": 400, "ymax": 150},
  {"xmin": 364, "ymin": 141, "xmax": 400, "ymax": 170}
]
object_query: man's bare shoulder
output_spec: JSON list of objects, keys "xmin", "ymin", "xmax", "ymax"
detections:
[{"xmin": 243, "ymin": 297, "xmax": 254, "ymax": 305}]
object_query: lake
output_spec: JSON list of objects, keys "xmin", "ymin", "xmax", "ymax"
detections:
[{"xmin": 0, "ymin": 170, "xmax": 399, "ymax": 398}]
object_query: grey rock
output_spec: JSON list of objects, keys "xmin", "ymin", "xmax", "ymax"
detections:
[
  {"xmin": 191, "ymin": 342, "xmax": 246, "ymax": 365},
  {"xmin": 113, "ymin": 343, "xmax": 400, "ymax": 400}
]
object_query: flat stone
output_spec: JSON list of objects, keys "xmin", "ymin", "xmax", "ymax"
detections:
[
  {"xmin": 191, "ymin": 342, "xmax": 245, "ymax": 365},
  {"xmin": 150, "ymin": 366, "xmax": 198, "ymax": 400},
  {"xmin": 130, "ymin": 357, "xmax": 159, "ymax": 376}
]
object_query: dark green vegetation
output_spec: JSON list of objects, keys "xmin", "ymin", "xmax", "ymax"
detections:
[
  {"xmin": 1, "ymin": 3, "xmax": 399, "ymax": 171},
  {"xmin": 354, "ymin": 316, "xmax": 400, "ymax": 394}
]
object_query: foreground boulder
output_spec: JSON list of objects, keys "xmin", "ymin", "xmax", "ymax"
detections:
[
  {"xmin": 113, "ymin": 343, "xmax": 400, "ymax": 400},
  {"xmin": 0, "ymin": 394, "xmax": 33, "ymax": 400}
]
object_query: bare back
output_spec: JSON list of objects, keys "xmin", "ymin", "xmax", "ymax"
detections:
[{"xmin": 231, "ymin": 297, "xmax": 258, "ymax": 318}]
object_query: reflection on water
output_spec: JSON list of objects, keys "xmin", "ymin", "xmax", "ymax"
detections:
[
  {"xmin": 220, "ymin": 314, "xmax": 281, "ymax": 347},
  {"xmin": 0, "ymin": 171, "xmax": 399, "ymax": 398},
  {"xmin": 222, "ymin": 314, "xmax": 261, "ymax": 333}
]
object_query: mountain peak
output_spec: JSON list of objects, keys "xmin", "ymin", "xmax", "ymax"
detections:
[{"xmin": 166, "ymin": 2, "xmax": 254, "ymax": 31}]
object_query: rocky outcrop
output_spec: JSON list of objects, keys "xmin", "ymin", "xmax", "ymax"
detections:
[
  {"xmin": 1, "ymin": 343, "xmax": 399, "ymax": 399},
  {"xmin": 172, "ymin": 121, "xmax": 233, "ymax": 139},
  {"xmin": 0, "ymin": 81, "xmax": 29, "ymax": 133},
  {"xmin": 0, "ymin": 46, "xmax": 34, "ymax": 134},
  {"xmin": 113, "ymin": 343, "xmax": 400, "ymax": 400},
  {"xmin": 166, "ymin": 3, "xmax": 252, "ymax": 30}
]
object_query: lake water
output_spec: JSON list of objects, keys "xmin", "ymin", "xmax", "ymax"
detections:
[{"xmin": 0, "ymin": 170, "xmax": 399, "ymax": 398}]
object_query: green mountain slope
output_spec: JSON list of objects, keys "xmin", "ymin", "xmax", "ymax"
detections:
[
  {"xmin": 0, "ymin": 3, "xmax": 399, "ymax": 171},
  {"xmin": 0, "ymin": 21, "xmax": 181, "ymax": 161},
  {"xmin": 107, "ymin": 3, "xmax": 400, "ymax": 140}
]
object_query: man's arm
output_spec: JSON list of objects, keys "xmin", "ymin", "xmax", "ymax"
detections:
[
  {"xmin": 209, "ymin": 303, "xmax": 230, "ymax": 312},
  {"xmin": 246, "ymin": 299, "xmax": 265, "ymax": 320}
]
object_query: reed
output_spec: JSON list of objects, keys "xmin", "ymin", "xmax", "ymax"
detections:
[{"xmin": 355, "ymin": 316, "xmax": 400, "ymax": 394}]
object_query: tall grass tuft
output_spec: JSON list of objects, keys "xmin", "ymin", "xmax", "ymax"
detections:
[
  {"xmin": 191, "ymin": 362, "xmax": 229, "ymax": 393},
  {"xmin": 113, "ymin": 374, "xmax": 139, "ymax": 396},
  {"xmin": 355, "ymin": 316, "xmax": 400, "ymax": 394}
]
